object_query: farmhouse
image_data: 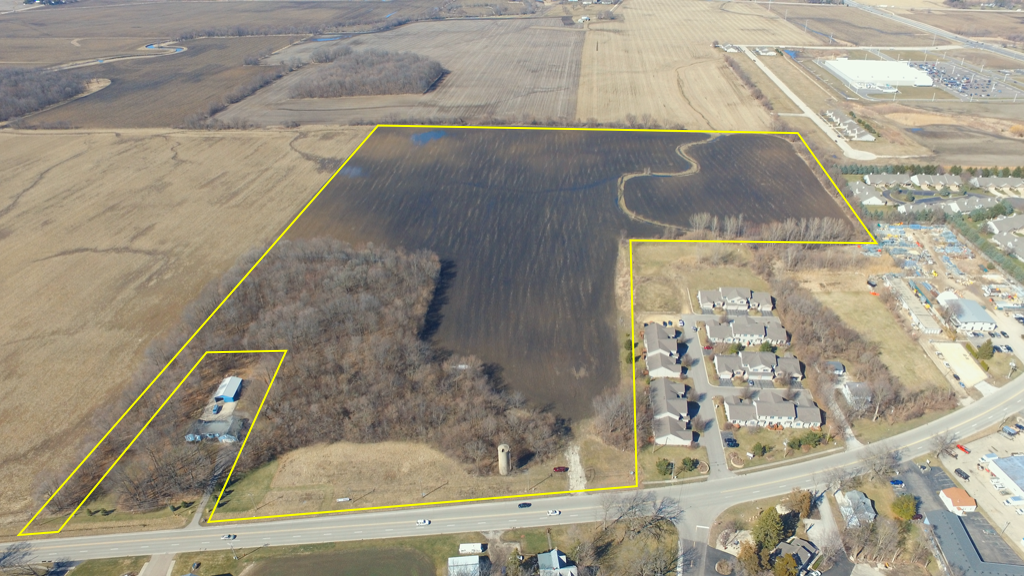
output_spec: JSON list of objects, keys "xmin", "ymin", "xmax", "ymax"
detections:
[
  {"xmin": 969, "ymin": 176, "xmax": 1024, "ymax": 193},
  {"xmin": 911, "ymin": 174, "xmax": 961, "ymax": 190},
  {"xmin": 722, "ymin": 391, "xmax": 821, "ymax": 428},
  {"xmin": 987, "ymin": 214, "xmax": 1024, "ymax": 235},
  {"xmin": 988, "ymin": 455, "xmax": 1024, "ymax": 498},
  {"xmin": 942, "ymin": 298, "xmax": 997, "ymax": 332},
  {"xmin": 705, "ymin": 317, "xmax": 787, "ymax": 347},
  {"xmin": 939, "ymin": 487, "xmax": 977, "ymax": 515},
  {"xmin": 713, "ymin": 351, "xmax": 802, "ymax": 382},
  {"xmin": 449, "ymin": 555, "xmax": 491, "ymax": 576},
  {"xmin": 215, "ymin": 376, "xmax": 242, "ymax": 403},
  {"xmin": 863, "ymin": 173, "xmax": 911, "ymax": 188},
  {"xmin": 697, "ymin": 287, "xmax": 773, "ymax": 313},
  {"xmin": 822, "ymin": 59, "xmax": 933, "ymax": 90},
  {"xmin": 835, "ymin": 490, "xmax": 876, "ymax": 527},
  {"xmin": 537, "ymin": 548, "xmax": 578, "ymax": 576}
]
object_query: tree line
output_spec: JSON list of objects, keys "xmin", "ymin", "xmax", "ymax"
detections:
[
  {"xmin": 679, "ymin": 213, "xmax": 853, "ymax": 243},
  {"xmin": 291, "ymin": 48, "xmax": 445, "ymax": 98},
  {"xmin": 38, "ymin": 240, "xmax": 565, "ymax": 514},
  {"xmin": 840, "ymin": 163, "xmax": 1024, "ymax": 179},
  {"xmin": 724, "ymin": 56, "xmax": 773, "ymax": 113},
  {"xmin": 0, "ymin": 68, "xmax": 87, "ymax": 122}
]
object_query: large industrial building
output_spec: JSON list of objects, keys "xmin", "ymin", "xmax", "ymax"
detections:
[
  {"xmin": 821, "ymin": 59, "xmax": 933, "ymax": 91},
  {"xmin": 989, "ymin": 455, "xmax": 1024, "ymax": 498}
]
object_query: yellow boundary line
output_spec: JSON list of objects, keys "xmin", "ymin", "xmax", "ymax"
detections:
[{"xmin": 21, "ymin": 125, "xmax": 878, "ymax": 535}]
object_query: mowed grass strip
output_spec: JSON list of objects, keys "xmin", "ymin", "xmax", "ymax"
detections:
[
  {"xmin": 69, "ymin": 556, "xmax": 148, "ymax": 576},
  {"xmin": 815, "ymin": 291, "xmax": 945, "ymax": 391}
]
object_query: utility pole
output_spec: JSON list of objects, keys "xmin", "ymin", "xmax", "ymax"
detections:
[{"xmin": 231, "ymin": 544, "xmax": 238, "ymax": 561}]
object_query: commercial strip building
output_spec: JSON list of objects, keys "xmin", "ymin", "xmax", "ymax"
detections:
[
  {"xmin": 940, "ymin": 488, "xmax": 978, "ymax": 516},
  {"xmin": 821, "ymin": 58, "xmax": 934, "ymax": 91},
  {"xmin": 926, "ymin": 510, "xmax": 1024, "ymax": 576}
]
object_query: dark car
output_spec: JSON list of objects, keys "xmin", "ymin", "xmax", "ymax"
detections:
[
  {"xmin": 955, "ymin": 468, "xmax": 970, "ymax": 481},
  {"xmin": 1015, "ymin": 423, "xmax": 1024, "ymax": 432},
  {"xmin": 1005, "ymin": 345, "xmax": 1015, "ymax": 353},
  {"xmin": 1002, "ymin": 331, "xmax": 1010, "ymax": 338},
  {"xmin": 724, "ymin": 439, "xmax": 739, "ymax": 448},
  {"xmin": 912, "ymin": 514, "xmax": 923, "ymax": 521},
  {"xmin": 518, "ymin": 502, "xmax": 532, "ymax": 508},
  {"xmin": 553, "ymin": 466, "xmax": 569, "ymax": 473}
]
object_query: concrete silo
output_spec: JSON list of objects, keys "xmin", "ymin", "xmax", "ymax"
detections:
[{"xmin": 498, "ymin": 444, "xmax": 512, "ymax": 476}]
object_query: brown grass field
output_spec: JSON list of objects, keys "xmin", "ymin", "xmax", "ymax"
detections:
[
  {"xmin": 575, "ymin": 0, "xmax": 822, "ymax": 128},
  {"xmin": 0, "ymin": 37, "xmax": 152, "ymax": 67},
  {"xmin": 26, "ymin": 37, "xmax": 301, "ymax": 128},
  {"xmin": 0, "ymin": 126, "xmax": 370, "ymax": 531},
  {"xmin": 902, "ymin": 10, "xmax": 1024, "ymax": 44},
  {"xmin": 771, "ymin": 5, "xmax": 939, "ymax": 46},
  {"xmin": 219, "ymin": 18, "xmax": 584, "ymax": 126}
]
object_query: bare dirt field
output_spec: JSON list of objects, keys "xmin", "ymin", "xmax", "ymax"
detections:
[
  {"xmin": 0, "ymin": 37, "xmax": 152, "ymax": 67},
  {"xmin": 0, "ymin": 126, "xmax": 370, "ymax": 532},
  {"xmin": 772, "ymin": 5, "xmax": 939, "ymax": 46},
  {"xmin": 575, "ymin": 0, "xmax": 822, "ymax": 128},
  {"xmin": 25, "ymin": 37, "xmax": 300, "ymax": 128},
  {"xmin": 219, "ymin": 18, "xmax": 584, "ymax": 126}
]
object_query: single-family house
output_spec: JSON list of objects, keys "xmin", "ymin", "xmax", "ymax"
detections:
[
  {"xmin": 864, "ymin": 173, "xmax": 911, "ymax": 188},
  {"xmin": 538, "ymin": 549, "xmax": 578, "ymax": 576},
  {"xmin": 911, "ymin": 174, "xmax": 961, "ymax": 190},
  {"xmin": 841, "ymin": 381, "xmax": 872, "ymax": 410},
  {"xmin": 987, "ymin": 214, "xmax": 1024, "ymax": 235},
  {"xmin": 215, "ymin": 376, "xmax": 242, "ymax": 403},
  {"xmin": 643, "ymin": 324, "xmax": 677, "ymax": 358},
  {"xmin": 646, "ymin": 353, "xmax": 681, "ymax": 379},
  {"xmin": 449, "ymin": 555, "xmax": 491, "ymax": 576},
  {"xmin": 940, "ymin": 488, "xmax": 977, "ymax": 515},
  {"xmin": 835, "ymin": 490, "xmax": 876, "ymax": 527},
  {"xmin": 772, "ymin": 538, "xmax": 817, "ymax": 573},
  {"xmin": 825, "ymin": 361, "xmax": 846, "ymax": 376}
]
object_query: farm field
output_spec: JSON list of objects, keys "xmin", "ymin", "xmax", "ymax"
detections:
[
  {"xmin": 0, "ymin": 37, "xmax": 151, "ymax": 67},
  {"xmin": 576, "ymin": 0, "xmax": 822, "ymax": 128},
  {"xmin": 219, "ymin": 18, "xmax": 584, "ymax": 126},
  {"xmin": 901, "ymin": 10, "xmax": 1024, "ymax": 44},
  {"xmin": 0, "ymin": 0, "xmax": 441, "ymax": 40},
  {"xmin": 773, "ymin": 5, "xmax": 939, "ymax": 46},
  {"xmin": 623, "ymin": 134, "xmax": 852, "ymax": 229},
  {"xmin": 285, "ymin": 127, "xmax": 860, "ymax": 418},
  {"xmin": 0, "ymin": 126, "xmax": 370, "ymax": 532},
  {"xmin": 26, "ymin": 37, "xmax": 300, "ymax": 128}
]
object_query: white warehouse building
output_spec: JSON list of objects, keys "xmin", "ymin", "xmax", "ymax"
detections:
[{"xmin": 821, "ymin": 59, "xmax": 933, "ymax": 91}]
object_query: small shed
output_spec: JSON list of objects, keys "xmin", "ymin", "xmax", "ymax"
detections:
[{"xmin": 215, "ymin": 376, "xmax": 243, "ymax": 403}]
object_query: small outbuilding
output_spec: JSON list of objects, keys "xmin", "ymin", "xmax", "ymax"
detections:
[{"xmin": 215, "ymin": 376, "xmax": 243, "ymax": 403}]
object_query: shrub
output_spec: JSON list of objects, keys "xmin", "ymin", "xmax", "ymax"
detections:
[
  {"xmin": 656, "ymin": 458, "xmax": 674, "ymax": 476},
  {"xmin": 679, "ymin": 457, "xmax": 698, "ymax": 472}
]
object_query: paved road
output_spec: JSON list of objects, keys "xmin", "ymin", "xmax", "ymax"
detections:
[
  {"xmin": 17, "ymin": 367, "xmax": 1024, "ymax": 563},
  {"xmin": 845, "ymin": 0, "xmax": 1024, "ymax": 65}
]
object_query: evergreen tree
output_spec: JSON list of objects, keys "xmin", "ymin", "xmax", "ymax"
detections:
[
  {"xmin": 891, "ymin": 493, "xmax": 918, "ymax": 520},
  {"xmin": 753, "ymin": 508, "xmax": 785, "ymax": 550},
  {"xmin": 977, "ymin": 339, "xmax": 994, "ymax": 360},
  {"xmin": 774, "ymin": 555, "xmax": 799, "ymax": 576}
]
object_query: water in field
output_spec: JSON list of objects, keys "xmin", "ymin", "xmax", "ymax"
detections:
[{"xmin": 287, "ymin": 127, "xmax": 850, "ymax": 419}]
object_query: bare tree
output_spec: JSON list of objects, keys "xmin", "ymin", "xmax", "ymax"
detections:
[
  {"xmin": 930, "ymin": 429, "xmax": 958, "ymax": 457},
  {"xmin": 863, "ymin": 443, "xmax": 900, "ymax": 479}
]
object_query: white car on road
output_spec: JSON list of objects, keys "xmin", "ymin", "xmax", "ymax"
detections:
[
  {"xmin": 416, "ymin": 519, "xmax": 431, "ymax": 526},
  {"xmin": 547, "ymin": 510, "xmax": 561, "ymax": 516}
]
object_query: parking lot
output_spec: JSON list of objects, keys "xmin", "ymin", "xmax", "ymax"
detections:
[
  {"xmin": 908, "ymin": 60, "xmax": 1024, "ymax": 101},
  {"xmin": 902, "ymin": 458, "xmax": 1024, "ymax": 565}
]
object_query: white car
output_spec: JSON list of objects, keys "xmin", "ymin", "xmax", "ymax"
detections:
[
  {"xmin": 1017, "ymin": 509, "xmax": 1024, "ymax": 516},
  {"xmin": 221, "ymin": 534, "xmax": 236, "ymax": 540},
  {"xmin": 416, "ymin": 519, "xmax": 431, "ymax": 526},
  {"xmin": 547, "ymin": 510, "xmax": 561, "ymax": 516}
]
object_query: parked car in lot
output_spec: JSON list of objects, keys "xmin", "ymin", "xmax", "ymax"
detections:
[
  {"xmin": 1005, "ymin": 345, "xmax": 1015, "ymax": 353},
  {"xmin": 955, "ymin": 468, "xmax": 970, "ymax": 481},
  {"xmin": 957, "ymin": 444, "xmax": 971, "ymax": 454},
  {"xmin": 1002, "ymin": 331, "xmax": 1010, "ymax": 338},
  {"xmin": 1015, "ymin": 423, "xmax": 1024, "ymax": 432},
  {"xmin": 416, "ymin": 519, "xmax": 431, "ymax": 526},
  {"xmin": 553, "ymin": 466, "xmax": 569, "ymax": 473},
  {"xmin": 518, "ymin": 502, "xmax": 532, "ymax": 508}
]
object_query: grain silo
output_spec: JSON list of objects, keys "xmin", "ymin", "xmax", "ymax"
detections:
[{"xmin": 498, "ymin": 444, "xmax": 511, "ymax": 476}]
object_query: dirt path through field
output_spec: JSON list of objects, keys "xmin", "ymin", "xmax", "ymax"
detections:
[{"xmin": 566, "ymin": 443, "xmax": 586, "ymax": 491}]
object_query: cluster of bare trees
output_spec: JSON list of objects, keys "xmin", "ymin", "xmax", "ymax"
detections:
[
  {"xmin": 0, "ymin": 68, "xmax": 86, "ymax": 122},
  {"xmin": 688, "ymin": 212, "xmax": 746, "ymax": 239},
  {"xmin": 592, "ymin": 386, "xmax": 651, "ymax": 451},
  {"xmin": 182, "ymin": 63, "xmax": 299, "ymax": 129},
  {"xmin": 291, "ymin": 49, "xmax": 445, "ymax": 98},
  {"xmin": 756, "ymin": 244, "xmax": 868, "ymax": 271},
  {"xmin": 724, "ymin": 56, "xmax": 773, "ymax": 112},
  {"xmin": 41, "ymin": 240, "xmax": 565, "ymax": 514},
  {"xmin": 683, "ymin": 214, "xmax": 851, "ymax": 243}
]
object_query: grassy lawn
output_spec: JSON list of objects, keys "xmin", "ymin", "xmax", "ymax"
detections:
[
  {"xmin": 501, "ymin": 524, "xmax": 591, "ymax": 555},
  {"xmin": 816, "ymin": 291, "xmax": 945, "ymax": 391},
  {"xmin": 209, "ymin": 460, "xmax": 280, "ymax": 516},
  {"xmin": 60, "ymin": 491, "xmax": 193, "ymax": 532},
  {"xmin": 708, "ymin": 495, "xmax": 791, "ymax": 547},
  {"xmin": 69, "ymin": 556, "xmax": 148, "ymax": 576},
  {"xmin": 176, "ymin": 532, "xmax": 487, "ymax": 576},
  {"xmin": 984, "ymin": 352, "xmax": 1018, "ymax": 386},
  {"xmin": 579, "ymin": 435, "xmax": 636, "ymax": 489},
  {"xmin": 638, "ymin": 445, "xmax": 709, "ymax": 482},
  {"xmin": 726, "ymin": 425, "xmax": 841, "ymax": 470},
  {"xmin": 851, "ymin": 407, "xmax": 955, "ymax": 444},
  {"xmin": 857, "ymin": 478, "xmax": 898, "ymax": 522},
  {"xmin": 631, "ymin": 244, "xmax": 762, "ymax": 315}
]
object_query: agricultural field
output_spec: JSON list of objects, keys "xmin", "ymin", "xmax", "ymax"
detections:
[
  {"xmin": 0, "ymin": 126, "xmax": 370, "ymax": 533},
  {"xmin": 0, "ymin": 0, "xmax": 442, "ymax": 40},
  {"xmin": 902, "ymin": 10, "xmax": 1024, "ymax": 44},
  {"xmin": 772, "ymin": 5, "xmax": 939, "ymax": 46},
  {"xmin": 623, "ymin": 134, "xmax": 852, "ymax": 229},
  {"xmin": 219, "ymin": 18, "xmax": 584, "ymax": 126},
  {"xmin": 0, "ymin": 37, "xmax": 151, "ymax": 67},
  {"xmin": 26, "ymin": 37, "xmax": 301, "ymax": 128},
  {"xmin": 576, "ymin": 0, "xmax": 823, "ymax": 128}
]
